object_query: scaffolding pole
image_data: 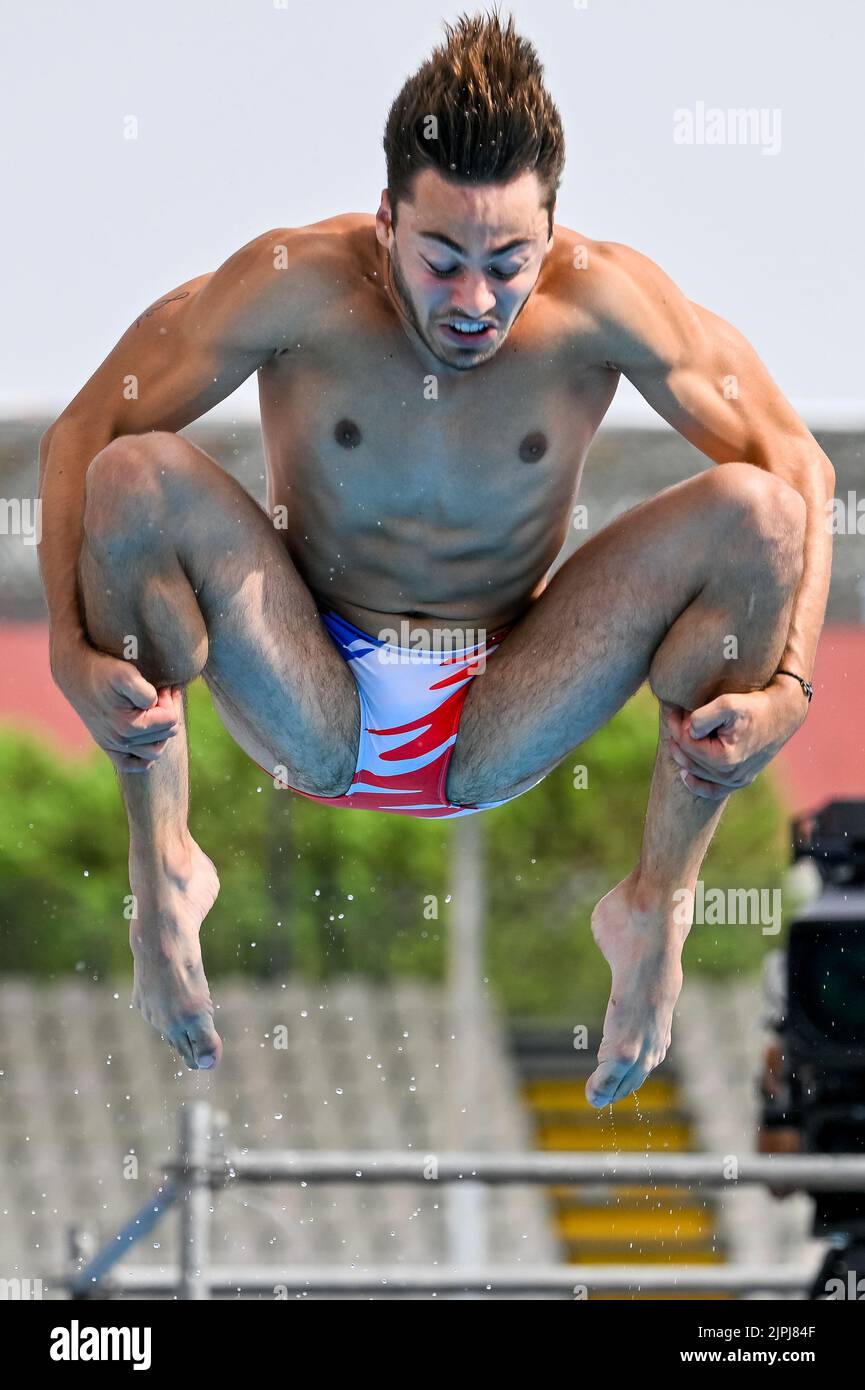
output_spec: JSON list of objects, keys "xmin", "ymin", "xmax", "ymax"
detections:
[
  {"xmin": 61, "ymin": 1262, "xmax": 815, "ymax": 1297},
  {"xmin": 214, "ymin": 1148, "xmax": 865, "ymax": 1189},
  {"xmin": 446, "ymin": 816, "xmax": 488, "ymax": 1275},
  {"xmin": 178, "ymin": 1101, "xmax": 212, "ymax": 1300}
]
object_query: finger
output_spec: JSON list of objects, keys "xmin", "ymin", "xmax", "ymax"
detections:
[
  {"xmin": 106, "ymin": 736, "xmax": 172, "ymax": 761},
  {"xmin": 118, "ymin": 734, "xmax": 177, "ymax": 755},
  {"xmin": 679, "ymin": 768, "xmax": 732, "ymax": 800},
  {"xmin": 677, "ymin": 713, "xmax": 737, "ymax": 753},
  {"xmin": 107, "ymin": 733, "xmax": 173, "ymax": 767},
  {"xmin": 109, "ymin": 751, "xmax": 157, "ymax": 774},
  {"xmin": 136, "ymin": 684, "xmax": 181, "ymax": 723},
  {"xmin": 115, "ymin": 723, "xmax": 178, "ymax": 746},
  {"xmin": 154, "ymin": 685, "xmax": 180, "ymax": 712},
  {"xmin": 112, "ymin": 664, "xmax": 160, "ymax": 710},
  {"xmin": 119, "ymin": 721, "xmax": 178, "ymax": 746},
  {"xmin": 668, "ymin": 738, "xmax": 739, "ymax": 786},
  {"xmin": 668, "ymin": 721, "xmax": 741, "ymax": 772},
  {"xmin": 688, "ymin": 696, "xmax": 737, "ymax": 739},
  {"xmin": 115, "ymin": 706, "xmax": 179, "ymax": 739}
]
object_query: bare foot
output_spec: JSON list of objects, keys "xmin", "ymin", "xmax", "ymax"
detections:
[
  {"xmin": 129, "ymin": 837, "xmax": 223, "ymax": 1070},
  {"xmin": 586, "ymin": 872, "xmax": 689, "ymax": 1108}
]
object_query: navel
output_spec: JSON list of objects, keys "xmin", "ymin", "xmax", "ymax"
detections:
[
  {"xmin": 335, "ymin": 418, "xmax": 362, "ymax": 449},
  {"xmin": 519, "ymin": 430, "xmax": 548, "ymax": 464}
]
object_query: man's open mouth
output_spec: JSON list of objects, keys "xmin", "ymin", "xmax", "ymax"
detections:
[{"xmin": 439, "ymin": 318, "xmax": 497, "ymax": 344}]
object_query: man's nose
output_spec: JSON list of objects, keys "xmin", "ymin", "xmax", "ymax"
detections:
[{"xmin": 451, "ymin": 272, "xmax": 497, "ymax": 318}]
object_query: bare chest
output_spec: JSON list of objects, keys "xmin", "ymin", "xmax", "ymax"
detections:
[{"xmin": 255, "ymin": 305, "xmax": 616, "ymax": 622}]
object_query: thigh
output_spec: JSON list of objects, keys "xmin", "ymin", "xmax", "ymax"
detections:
[
  {"xmin": 98, "ymin": 430, "xmax": 361, "ymax": 796},
  {"xmin": 447, "ymin": 464, "xmax": 771, "ymax": 804}
]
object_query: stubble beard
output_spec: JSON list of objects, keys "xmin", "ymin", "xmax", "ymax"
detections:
[{"xmin": 387, "ymin": 242, "xmax": 503, "ymax": 371}]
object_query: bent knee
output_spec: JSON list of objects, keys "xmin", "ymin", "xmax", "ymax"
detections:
[
  {"xmin": 83, "ymin": 432, "xmax": 188, "ymax": 539},
  {"xmin": 708, "ymin": 463, "xmax": 806, "ymax": 573}
]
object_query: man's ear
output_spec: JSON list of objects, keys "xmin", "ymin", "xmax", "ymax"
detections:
[{"xmin": 375, "ymin": 190, "xmax": 394, "ymax": 247}]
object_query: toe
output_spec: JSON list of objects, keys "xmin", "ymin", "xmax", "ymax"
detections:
[
  {"xmin": 586, "ymin": 1056, "xmax": 638, "ymax": 1108},
  {"xmin": 166, "ymin": 1027, "xmax": 196, "ymax": 1068},
  {"xmin": 167, "ymin": 1014, "xmax": 222, "ymax": 1070},
  {"xmin": 609, "ymin": 1048, "xmax": 669, "ymax": 1104},
  {"xmin": 191, "ymin": 1023, "xmax": 222, "ymax": 1070},
  {"xmin": 609, "ymin": 1062, "xmax": 646, "ymax": 1104}
]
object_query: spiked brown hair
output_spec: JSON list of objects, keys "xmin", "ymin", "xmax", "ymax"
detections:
[{"xmin": 383, "ymin": 11, "xmax": 565, "ymax": 234}]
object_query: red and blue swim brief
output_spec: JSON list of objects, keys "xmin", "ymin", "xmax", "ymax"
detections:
[{"xmin": 261, "ymin": 608, "xmax": 534, "ymax": 818}]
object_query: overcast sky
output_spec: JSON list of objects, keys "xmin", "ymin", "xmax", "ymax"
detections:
[{"xmin": 3, "ymin": 0, "xmax": 861, "ymax": 426}]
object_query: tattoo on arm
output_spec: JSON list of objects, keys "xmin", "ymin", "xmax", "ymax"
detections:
[{"xmin": 134, "ymin": 291, "xmax": 190, "ymax": 328}]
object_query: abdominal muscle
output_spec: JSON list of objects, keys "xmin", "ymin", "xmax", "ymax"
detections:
[
  {"xmin": 298, "ymin": 549, "xmax": 554, "ymax": 639},
  {"xmin": 261, "ymin": 424, "xmax": 574, "ymax": 640},
  {"xmin": 307, "ymin": 584, "xmax": 547, "ymax": 643}
]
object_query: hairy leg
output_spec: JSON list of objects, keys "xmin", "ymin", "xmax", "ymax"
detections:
[
  {"xmin": 449, "ymin": 463, "xmax": 805, "ymax": 800},
  {"xmin": 78, "ymin": 430, "xmax": 360, "ymax": 1067},
  {"xmin": 449, "ymin": 462, "xmax": 806, "ymax": 1105}
]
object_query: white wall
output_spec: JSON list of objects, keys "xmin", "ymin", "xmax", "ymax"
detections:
[{"xmin": 3, "ymin": 0, "xmax": 861, "ymax": 425}]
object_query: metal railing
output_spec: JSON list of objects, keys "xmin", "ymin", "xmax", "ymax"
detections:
[{"xmin": 62, "ymin": 1101, "xmax": 865, "ymax": 1299}]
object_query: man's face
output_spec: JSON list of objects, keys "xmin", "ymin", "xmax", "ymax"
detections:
[{"xmin": 376, "ymin": 168, "xmax": 553, "ymax": 370}]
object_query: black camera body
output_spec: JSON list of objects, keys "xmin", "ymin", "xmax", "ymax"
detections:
[{"xmin": 764, "ymin": 800, "xmax": 865, "ymax": 1244}]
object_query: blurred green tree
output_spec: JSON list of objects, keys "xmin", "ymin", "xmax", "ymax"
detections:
[{"xmin": 0, "ymin": 678, "xmax": 790, "ymax": 1019}]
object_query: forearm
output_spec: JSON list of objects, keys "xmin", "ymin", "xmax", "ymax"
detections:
[
  {"xmin": 37, "ymin": 417, "xmax": 116, "ymax": 661},
  {"xmin": 761, "ymin": 444, "xmax": 835, "ymax": 683}
]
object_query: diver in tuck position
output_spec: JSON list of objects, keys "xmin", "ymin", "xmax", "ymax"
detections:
[{"xmin": 38, "ymin": 14, "xmax": 832, "ymax": 1100}]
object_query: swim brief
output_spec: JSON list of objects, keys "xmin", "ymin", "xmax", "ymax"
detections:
[{"xmin": 258, "ymin": 608, "xmax": 534, "ymax": 818}]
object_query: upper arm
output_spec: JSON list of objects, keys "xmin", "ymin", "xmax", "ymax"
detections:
[
  {"xmin": 590, "ymin": 241, "xmax": 822, "ymax": 469},
  {"xmin": 52, "ymin": 228, "xmax": 302, "ymax": 437}
]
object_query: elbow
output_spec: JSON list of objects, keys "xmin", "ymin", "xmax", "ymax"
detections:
[
  {"xmin": 808, "ymin": 444, "xmax": 836, "ymax": 500},
  {"xmin": 38, "ymin": 414, "xmax": 78, "ymax": 491},
  {"xmin": 819, "ymin": 449, "xmax": 836, "ymax": 493},
  {"xmin": 37, "ymin": 421, "xmax": 58, "ymax": 493},
  {"xmin": 801, "ymin": 431, "xmax": 835, "ymax": 490},
  {"xmin": 39, "ymin": 415, "xmax": 70, "ymax": 465},
  {"xmin": 783, "ymin": 433, "xmax": 835, "ymax": 494}
]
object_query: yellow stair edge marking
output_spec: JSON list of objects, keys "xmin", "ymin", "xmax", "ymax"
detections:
[
  {"xmin": 566, "ymin": 1248, "xmax": 724, "ymax": 1266},
  {"xmin": 557, "ymin": 1209, "xmax": 714, "ymax": 1239},
  {"xmin": 524, "ymin": 1078, "xmax": 677, "ymax": 1109},
  {"xmin": 538, "ymin": 1124, "xmax": 692, "ymax": 1151}
]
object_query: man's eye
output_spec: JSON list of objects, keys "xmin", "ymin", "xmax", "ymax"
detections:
[
  {"xmin": 489, "ymin": 266, "xmax": 522, "ymax": 281},
  {"xmin": 423, "ymin": 259, "xmax": 526, "ymax": 280}
]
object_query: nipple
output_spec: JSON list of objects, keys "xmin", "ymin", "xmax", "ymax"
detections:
[
  {"xmin": 519, "ymin": 430, "xmax": 548, "ymax": 463},
  {"xmin": 335, "ymin": 418, "xmax": 362, "ymax": 449}
]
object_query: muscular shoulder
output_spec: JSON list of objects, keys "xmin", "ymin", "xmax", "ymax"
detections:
[
  {"xmin": 199, "ymin": 214, "xmax": 378, "ymax": 350},
  {"xmin": 236, "ymin": 214, "xmax": 376, "ymax": 277},
  {"xmin": 543, "ymin": 227, "xmax": 704, "ymax": 370}
]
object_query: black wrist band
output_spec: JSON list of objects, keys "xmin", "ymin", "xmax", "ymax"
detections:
[{"xmin": 776, "ymin": 669, "xmax": 813, "ymax": 703}]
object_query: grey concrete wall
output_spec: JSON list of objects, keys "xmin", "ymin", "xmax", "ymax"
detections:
[{"xmin": 2, "ymin": 422, "xmax": 861, "ymax": 622}]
